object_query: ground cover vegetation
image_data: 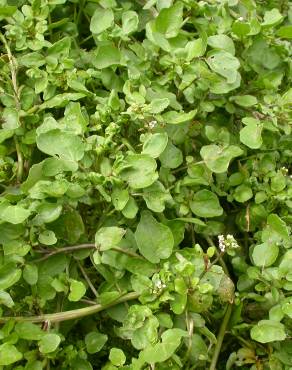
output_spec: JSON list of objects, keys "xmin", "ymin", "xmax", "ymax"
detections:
[{"xmin": 0, "ymin": 0, "xmax": 291, "ymax": 369}]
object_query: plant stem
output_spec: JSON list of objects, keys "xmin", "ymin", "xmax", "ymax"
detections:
[
  {"xmin": 205, "ymin": 236, "xmax": 230, "ymax": 277},
  {"xmin": 0, "ymin": 292, "xmax": 140, "ymax": 323},
  {"xmin": 209, "ymin": 303, "xmax": 233, "ymax": 370},
  {"xmin": 0, "ymin": 33, "xmax": 23, "ymax": 182},
  {"xmin": 76, "ymin": 259, "xmax": 98, "ymax": 297},
  {"xmin": 34, "ymin": 243, "xmax": 144, "ymax": 262},
  {"xmin": 14, "ymin": 136, "xmax": 23, "ymax": 182}
]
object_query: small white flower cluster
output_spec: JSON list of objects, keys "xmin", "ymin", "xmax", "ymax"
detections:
[
  {"xmin": 152, "ymin": 278, "xmax": 166, "ymax": 294},
  {"xmin": 148, "ymin": 120, "xmax": 157, "ymax": 129},
  {"xmin": 218, "ymin": 234, "xmax": 239, "ymax": 253}
]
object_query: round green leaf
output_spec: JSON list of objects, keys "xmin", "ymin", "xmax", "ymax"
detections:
[
  {"xmin": 251, "ymin": 320, "xmax": 286, "ymax": 343},
  {"xmin": 142, "ymin": 133, "xmax": 168, "ymax": 158},
  {"xmin": 118, "ymin": 154, "xmax": 158, "ymax": 189},
  {"xmin": 109, "ymin": 348, "xmax": 126, "ymax": 366},
  {"xmin": 190, "ymin": 190, "xmax": 223, "ymax": 218},
  {"xmin": 90, "ymin": 8, "xmax": 114, "ymax": 34},
  {"xmin": 252, "ymin": 243, "xmax": 279, "ymax": 267},
  {"xmin": 39, "ymin": 333, "xmax": 61, "ymax": 353},
  {"xmin": 85, "ymin": 331, "xmax": 108, "ymax": 354},
  {"xmin": 135, "ymin": 211, "xmax": 174, "ymax": 263},
  {"xmin": 0, "ymin": 343, "xmax": 22, "ymax": 366}
]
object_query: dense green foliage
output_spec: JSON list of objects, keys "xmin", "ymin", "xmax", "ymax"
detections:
[{"xmin": 0, "ymin": 0, "xmax": 291, "ymax": 369}]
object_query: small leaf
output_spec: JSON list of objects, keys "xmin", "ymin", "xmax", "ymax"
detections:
[
  {"xmin": 135, "ymin": 211, "xmax": 174, "ymax": 263},
  {"xmin": 0, "ymin": 344, "xmax": 22, "ymax": 366},
  {"xmin": 200, "ymin": 144, "xmax": 243, "ymax": 173},
  {"xmin": 207, "ymin": 51, "xmax": 240, "ymax": 83},
  {"xmin": 240, "ymin": 117, "xmax": 263, "ymax": 149},
  {"xmin": 234, "ymin": 184, "xmax": 253, "ymax": 203},
  {"xmin": 90, "ymin": 7, "xmax": 114, "ymax": 34},
  {"xmin": 1, "ymin": 205, "xmax": 30, "ymax": 224},
  {"xmin": 68, "ymin": 280, "xmax": 86, "ymax": 301},
  {"xmin": 23, "ymin": 264, "xmax": 38, "ymax": 285},
  {"xmin": 95, "ymin": 227, "xmax": 125, "ymax": 251},
  {"xmin": 147, "ymin": 98, "xmax": 170, "ymax": 114},
  {"xmin": 262, "ymin": 8, "xmax": 283, "ymax": 27},
  {"xmin": 190, "ymin": 190, "xmax": 223, "ymax": 218},
  {"xmin": 85, "ymin": 331, "xmax": 108, "ymax": 354},
  {"xmin": 39, "ymin": 230, "xmax": 57, "ymax": 245},
  {"xmin": 251, "ymin": 320, "xmax": 286, "ymax": 343},
  {"xmin": 118, "ymin": 154, "xmax": 158, "ymax": 189},
  {"xmin": 15, "ymin": 322, "xmax": 44, "ymax": 340},
  {"xmin": 162, "ymin": 109, "xmax": 197, "ymax": 124},
  {"xmin": 39, "ymin": 334, "xmax": 61, "ymax": 353},
  {"xmin": 122, "ymin": 11, "xmax": 139, "ymax": 35},
  {"xmin": 142, "ymin": 133, "xmax": 168, "ymax": 158},
  {"xmin": 37, "ymin": 129, "xmax": 85, "ymax": 161},
  {"xmin": 0, "ymin": 263, "xmax": 22, "ymax": 290},
  {"xmin": 0, "ymin": 290, "xmax": 14, "ymax": 308},
  {"xmin": 160, "ymin": 141, "xmax": 183, "ymax": 169},
  {"xmin": 231, "ymin": 95, "xmax": 258, "ymax": 107},
  {"xmin": 252, "ymin": 243, "xmax": 279, "ymax": 267},
  {"xmin": 207, "ymin": 34, "xmax": 235, "ymax": 55},
  {"xmin": 109, "ymin": 348, "xmax": 126, "ymax": 366}
]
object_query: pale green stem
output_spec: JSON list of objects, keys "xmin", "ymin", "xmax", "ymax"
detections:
[{"xmin": 0, "ymin": 292, "xmax": 139, "ymax": 323}]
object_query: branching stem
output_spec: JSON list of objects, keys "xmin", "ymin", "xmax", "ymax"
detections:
[
  {"xmin": 0, "ymin": 292, "xmax": 139, "ymax": 323},
  {"xmin": 34, "ymin": 243, "xmax": 144, "ymax": 261}
]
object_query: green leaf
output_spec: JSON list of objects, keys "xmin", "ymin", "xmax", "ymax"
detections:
[
  {"xmin": 153, "ymin": 2, "xmax": 183, "ymax": 38},
  {"xmin": 139, "ymin": 329, "xmax": 186, "ymax": 364},
  {"xmin": 0, "ymin": 290, "xmax": 14, "ymax": 308},
  {"xmin": 1, "ymin": 205, "xmax": 30, "ymax": 224},
  {"xmin": 262, "ymin": 8, "xmax": 283, "ymax": 27},
  {"xmin": 15, "ymin": 322, "xmax": 44, "ymax": 340},
  {"xmin": 135, "ymin": 211, "xmax": 174, "ymax": 263},
  {"xmin": 190, "ymin": 190, "xmax": 223, "ymax": 218},
  {"xmin": 109, "ymin": 348, "xmax": 126, "ymax": 366},
  {"xmin": 118, "ymin": 154, "xmax": 158, "ymax": 189},
  {"xmin": 111, "ymin": 188, "xmax": 129, "ymax": 211},
  {"xmin": 251, "ymin": 320, "xmax": 286, "ymax": 343},
  {"xmin": 207, "ymin": 34, "xmax": 235, "ymax": 55},
  {"xmin": 142, "ymin": 133, "xmax": 168, "ymax": 158},
  {"xmin": 68, "ymin": 280, "xmax": 86, "ymax": 301},
  {"xmin": 162, "ymin": 109, "xmax": 197, "ymax": 124},
  {"xmin": 240, "ymin": 117, "xmax": 263, "ymax": 149},
  {"xmin": 37, "ymin": 129, "xmax": 85, "ymax": 161},
  {"xmin": 39, "ymin": 93, "xmax": 85, "ymax": 110},
  {"xmin": 207, "ymin": 51, "xmax": 240, "ymax": 83},
  {"xmin": 231, "ymin": 95, "xmax": 258, "ymax": 107},
  {"xmin": 39, "ymin": 334, "xmax": 61, "ymax": 353},
  {"xmin": 23, "ymin": 264, "xmax": 38, "ymax": 285},
  {"xmin": 34, "ymin": 202, "xmax": 62, "ymax": 224},
  {"xmin": 143, "ymin": 181, "xmax": 170, "ymax": 212},
  {"xmin": 200, "ymin": 144, "xmax": 243, "ymax": 173},
  {"xmin": 252, "ymin": 243, "xmax": 279, "ymax": 267},
  {"xmin": 159, "ymin": 141, "xmax": 183, "ymax": 169},
  {"xmin": 0, "ymin": 344, "xmax": 22, "ymax": 366},
  {"xmin": 85, "ymin": 331, "xmax": 108, "ymax": 354},
  {"xmin": 277, "ymin": 25, "xmax": 292, "ymax": 39},
  {"xmin": 95, "ymin": 227, "xmax": 125, "ymax": 251},
  {"xmin": 234, "ymin": 184, "xmax": 253, "ymax": 203},
  {"xmin": 90, "ymin": 8, "xmax": 114, "ymax": 34},
  {"xmin": 265, "ymin": 214, "xmax": 290, "ymax": 243},
  {"xmin": 122, "ymin": 11, "xmax": 139, "ymax": 35},
  {"xmin": 93, "ymin": 44, "xmax": 121, "ymax": 69},
  {"xmin": 147, "ymin": 98, "xmax": 170, "ymax": 114},
  {"xmin": 39, "ymin": 230, "xmax": 57, "ymax": 245},
  {"xmin": 0, "ymin": 263, "xmax": 22, "ymax": 290}
]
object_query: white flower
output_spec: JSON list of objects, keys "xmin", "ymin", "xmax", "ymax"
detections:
[
  {"xmin": 218, "ymin": 235, "xmax": 226, "ymax": 252},
  {"xmin": 148, "ymin": 120, "xmax": 157, "ymax": 129}
]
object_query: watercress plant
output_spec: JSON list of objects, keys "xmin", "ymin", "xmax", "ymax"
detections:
[{"xmin": 0, "ymin": 0, "xmax": 291, "ymax": 369}]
